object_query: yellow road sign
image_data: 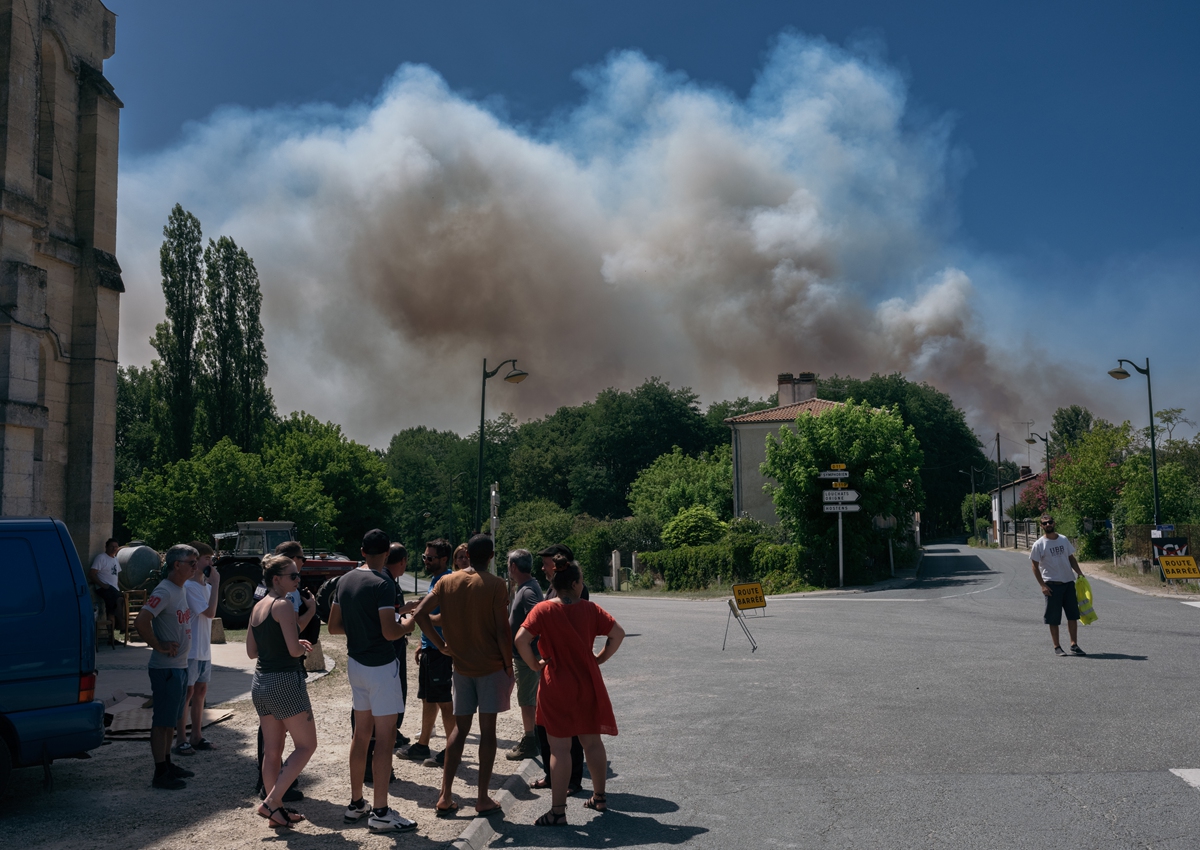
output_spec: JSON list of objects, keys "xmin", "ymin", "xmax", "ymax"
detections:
[
  {"xmin": 1160, "ymin": 555, "xmax": 1200, "ymax": 579},
  {"xmin": 732, "ymin": 582, "xmax": 766, "ymax": 610},
  {"xmin": 832, "ymin": 481, "xmax": 849, "ymax": 488},
  {"xmin": 830, "ymin": 463, "xmax": 847, "ymax": 470}
]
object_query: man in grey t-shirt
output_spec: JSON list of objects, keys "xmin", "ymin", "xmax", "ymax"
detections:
[
  {"xmin": 505, "ymin": 548, "xmax": 543, "ymax": 761},
  {"xmin": 1030, "ymin": 515, "xmax": 1087, "ymax": 657},
  {"xmin": 135, "ymin": 544, "xmax": 198, "ymax": 789}
]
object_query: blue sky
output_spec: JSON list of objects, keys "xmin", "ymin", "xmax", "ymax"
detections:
[{"xmin": 104, "ymin": 1, "xmax": 1200, "ymax": 454}]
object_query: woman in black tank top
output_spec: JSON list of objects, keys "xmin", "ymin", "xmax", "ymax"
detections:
[{"xmin": 247, "ymin": 555, "xmax": 318, "ymax": 829}]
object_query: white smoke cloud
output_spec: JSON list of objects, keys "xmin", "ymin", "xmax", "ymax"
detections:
[{"xmin": 116, "ymin": 32, "xmax": 1093, "ymax": 450}]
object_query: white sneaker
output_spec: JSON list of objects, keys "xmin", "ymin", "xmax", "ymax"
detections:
[
  {"xmin": 343, "ymin": 798, "xmax": 370, "ymax": 823},
  {"xmin": 368, "ymin": 808, "xmax": 418, "ymax": 832}
]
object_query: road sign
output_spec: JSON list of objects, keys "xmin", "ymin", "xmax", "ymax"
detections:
[
  {"xmin": 830, "ymin": 463, "xmax": 847, "ymax": 470},
  {"xmin": 818, "ymin": 470, "xmax": 849, "ymax": 479},
  {"xmin": 823, "ymin": 503, "xmax": 862, "ymax": 513},
  {"xmin": 832, "ymin": 481, "xmax": 849, "ymax": 489},
  {"xmin": 732, "ymin": 582, "xmax": 767, "ymax": 610},
  {"xmin": 823, "ymin": 490, "xmax": 860, "ymax": 503},
  {"xmin": 1161, "ymin": 556, "xmax": 1200, "ymax": 579}
]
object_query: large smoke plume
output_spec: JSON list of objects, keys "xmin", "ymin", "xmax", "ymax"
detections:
[{"xmin": 118, "ymin": 33, "xmax": 1085, "ymax": 451}]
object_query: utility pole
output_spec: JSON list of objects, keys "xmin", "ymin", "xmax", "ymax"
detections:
[{"xmin": 995, "ymin": 433, "xmax": 1004, "ymax": 549}]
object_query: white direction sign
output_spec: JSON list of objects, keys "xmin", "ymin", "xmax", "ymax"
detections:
[
  {"xmin": 818, "ymin": 470, "xmax": 850, "ymax": 479},
  {"xmin": 823, "ymin": 503, "xmax": 862, "ymax": 513},
  {"xmin": 823, "ymin": 490, "xmax": 860, "ymax": 503}
]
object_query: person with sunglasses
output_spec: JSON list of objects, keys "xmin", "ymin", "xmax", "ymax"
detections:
[
  {"xmin": 404, "ymin": 538, "xmax": 456, "ymax": 767},
  {"xmin": 1030, "ymin": 515, "xmax": 1087, "ymax": 656},
  {"xmin": 247, "ymin": 555, "xmax": 317, "ymax": 829},
  {"xmin": 136, "ymin": 544, "xmax": 199, "ymax": 789}
]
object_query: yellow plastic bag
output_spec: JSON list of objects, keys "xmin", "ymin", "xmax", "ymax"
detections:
[{"xmin": 1076, "ymin": 574, "xmax": 1098, "ymax": 625}]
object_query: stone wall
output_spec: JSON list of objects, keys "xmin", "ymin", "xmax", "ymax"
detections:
[{"xmin": 0, "ymin": 0, "xmax": 122, "ymax": 562}]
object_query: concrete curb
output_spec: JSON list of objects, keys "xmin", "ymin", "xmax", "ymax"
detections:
[
  {"xmin": 1080, "ymin": 565, "xmax": 1193, "ymax": 600},
  {"xmin": 450, "ymin": 757, "xmax": 542, "ymax": 850}
]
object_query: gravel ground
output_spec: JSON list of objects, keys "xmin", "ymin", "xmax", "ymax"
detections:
[{"xmin": 0, "ymin": 634, "xmax": 528, "ymax": 848}]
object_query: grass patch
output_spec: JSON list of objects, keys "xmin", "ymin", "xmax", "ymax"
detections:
[{"xmin": 1082, "ymin": 560, "xmax": 1200, "ymax": 594}]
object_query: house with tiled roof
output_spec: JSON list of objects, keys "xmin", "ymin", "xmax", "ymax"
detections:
[{"xmin": 724, "ymin": 372, "xmax": 844, "ymax": 523}]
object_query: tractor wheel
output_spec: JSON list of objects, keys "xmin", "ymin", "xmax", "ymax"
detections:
[{"xmin": 216, "ymin": 562, "xmax": 261, "ymax": 629}]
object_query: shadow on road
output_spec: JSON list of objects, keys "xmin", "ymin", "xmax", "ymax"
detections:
[
  {"xmin": 497, "ymin": 801, "xmax": 707, "ymax": 847},
  {"xmin": 1081, "ymin": 652, "xmax": 1149, "ymax": 661}
]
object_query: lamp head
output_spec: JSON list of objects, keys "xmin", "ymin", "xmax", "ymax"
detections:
[
  {"xmin": 1025, "ymin": 438, "xmax": 1036, "ymax": 445},
  {"xmin": 1108, "ymin": 366, "xmax": 1130, "ymax": 380},
  {"xmin": 504, "ymin": 366, "xmax": 528, "ymax": 383}
]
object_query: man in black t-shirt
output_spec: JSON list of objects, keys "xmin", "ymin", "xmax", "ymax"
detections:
[{"xmin": 328, "ymin": 530, "xmax": 418, "ymax": 833}]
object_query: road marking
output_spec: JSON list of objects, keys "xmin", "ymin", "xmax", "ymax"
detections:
[
  {"xmin": 1181, "ymin": 601, "xmax": 1200, "ymax": 609},
  {"xmin": 1170, "ymin": 769, "xmax": 1200, "ymax": 790}
]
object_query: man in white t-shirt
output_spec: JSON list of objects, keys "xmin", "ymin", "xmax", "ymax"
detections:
[
  {"xmin": 174, "ymin": 542, "xmax": 220, "ymax": 756},
  {"xmin": 1029, "ymin": 515, "xmax": 1087, "ymax": 657},
  {"xmin": 89, "ymin": 538, "xmax": 122, "ymax": 632}
]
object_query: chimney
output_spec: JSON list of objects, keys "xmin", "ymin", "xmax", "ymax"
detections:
[
  {"xmin": 794, "ymin": 372, "xmax": 817, "ymax": 402},
  {"xmin": 777, "ymin": 371, "xmax": 818, "ymax": 405},
  {"xmin": 776, "ymin": 373, "xmax": 795, "ymax": 405},
  {"xmin": 1019, "ymin": 465, "xmax": 1032, "ymax": 478}
]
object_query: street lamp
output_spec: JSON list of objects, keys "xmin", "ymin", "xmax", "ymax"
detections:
[
  {"xmin": 1109, "ymin": 358, "xmax": 1161, "ymax": 527},
  {"xmin": 446, "ymin": 471, "xmax": 467, "ymax": 546},
  {"xmin": 476, "ymin": 358, "xmax": 528, "ymax": 530},
  {"xmin": 1025, "ymin": 432, "xmax": 1051, "ymax": 509}
]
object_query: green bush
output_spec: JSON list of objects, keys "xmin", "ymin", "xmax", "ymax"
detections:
[
  {"xmin": 638, "ymin": 544, "xmax": 732, "ymax": 590},
  {"xmin": 662, "ymin": 505, "xmax": 726, "ymax": 548}
]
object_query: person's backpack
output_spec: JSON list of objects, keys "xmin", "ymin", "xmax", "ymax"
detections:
[{"xmin": 315, "ymin": 575, "xmax": 341, "ymax": 624}]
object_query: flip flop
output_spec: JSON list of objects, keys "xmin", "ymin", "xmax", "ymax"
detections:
[
  {"xmin": 530, "ymin": 777, "xmax": 551, "ymax": 789},
  {"xmin": 475, "ymin": 803, "xmax": 503, "ymax": 816},
  {"xmin": 435, "ymin": 802, "xmax": 460, "ymax": 818},
  {"xmin": 192, "ymin": 739, "xmax": 215, "ymax": 751}
]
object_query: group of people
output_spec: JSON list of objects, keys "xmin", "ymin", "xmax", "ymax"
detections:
[{"xmin": 136, "ymin": 527, "xmax": 625, "ymax": 835}]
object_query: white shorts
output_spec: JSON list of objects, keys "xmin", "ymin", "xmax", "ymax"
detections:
[
  {"xmin": 451, "ymin": 668, "xmax": 513, "ymax": 716},
  {"xmin": 348, "ymin": 657, "xmax": 405, "ymax": 717},
  {"xmin": 187, "ymin": 658, "xmax": 211, "ymax": 686}
]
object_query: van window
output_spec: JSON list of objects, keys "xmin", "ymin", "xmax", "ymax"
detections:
[
  {"xmin": 0, "ymin": 537, "xmax": 45, "ymax": 616},
  {"xmin": 265, "ymin": 530, "xmax": 292, "ymax": 553}
]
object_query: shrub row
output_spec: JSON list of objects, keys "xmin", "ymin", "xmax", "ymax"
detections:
[{"xmin": 639, "ymin": 542, "xmax": 819, "ymax": 592}]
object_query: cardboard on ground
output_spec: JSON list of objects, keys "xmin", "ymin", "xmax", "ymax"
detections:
[
  {"xmin": 732, "ymin": 582, "xmax": 767, "ymax": 610},
  {"xmin": 1160, "ymin": 555, "xmax": 1200, "ymax": 579}
]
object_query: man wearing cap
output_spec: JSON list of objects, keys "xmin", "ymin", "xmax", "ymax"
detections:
[
  {"xmin": 1030, "ymin": 515, "xmax": 1087, "ymax": 657},
  {"xmin": 328, "ymin": 529, "xmax": 418, "ymax": 833},
  {"xmin": 413, "ymin": 533, "xmax": 512, "ymax": 816},
  {"xmin": 530, "ymin": 544, "xmax": 586, "ymax": 794}
]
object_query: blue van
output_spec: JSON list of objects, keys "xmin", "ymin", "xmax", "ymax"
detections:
[{"xmin": 0, "ymin": 518, "xmax": 105, "ymax": 795}]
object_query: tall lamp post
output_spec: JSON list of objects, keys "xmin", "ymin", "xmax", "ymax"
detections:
[
  {"xmin": 476, "ymin": 358, "xmax": 528, "ymax": 531},
  {"xmin": 1109, "ymin": 358, "xmax": 1161, "ymax": 527},
  {"xmin": 1025, "ymin": 431, "xmax": 1051, "ymax": 511}
]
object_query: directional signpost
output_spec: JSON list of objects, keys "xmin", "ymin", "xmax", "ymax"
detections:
[{"xmin": 819, "ymin": 466, "xmax": 859, "ymax": 587}]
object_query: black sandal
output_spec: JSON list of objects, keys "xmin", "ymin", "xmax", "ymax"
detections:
[
  {"xmin": 584, "ymin": 793, "xmax": 607, "ymax": 812},
  {"xmin": 258, "ymin": 804, "xmax": 304, "ymax": 823},
  {"xmin": 265, "ymin": 805, "xmax": 294, "ymax": 830},
  {"xmin": 535, "ymin": 805, "xmax": 567, "ymax": 827}
]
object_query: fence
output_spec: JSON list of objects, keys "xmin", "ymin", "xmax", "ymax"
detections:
[{"xmin": 1000, "ymin": 520, "xmax": 1040, "ymax": 550}]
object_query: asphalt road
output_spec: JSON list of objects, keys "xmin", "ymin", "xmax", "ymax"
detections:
[{"xmin": 499, "ymin": 544, "xmax": 1200, "ymax": 849}]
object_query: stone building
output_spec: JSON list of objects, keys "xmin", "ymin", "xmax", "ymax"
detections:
[
  {"xmin": 0, "ymin": 0, "xmax": 122, "ymax": 559},
  {"xmin": 725, "ymin": 372, "xmax": 842, "ymax": 523}
]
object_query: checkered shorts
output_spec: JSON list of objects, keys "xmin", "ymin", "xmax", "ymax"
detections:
[{"xmin": 251, "ymin": 670, "xmax": 311, "ymax": 719}]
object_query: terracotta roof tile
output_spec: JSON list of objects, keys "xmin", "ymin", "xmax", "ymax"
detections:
[{"xmin": 724, "ymin": 398, "xmax": 843, "ymax": 424}]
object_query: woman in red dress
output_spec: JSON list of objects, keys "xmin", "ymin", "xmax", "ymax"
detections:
[{"xmin": 515, "ymin": 558, "xmax": 625, "ymax": 826}]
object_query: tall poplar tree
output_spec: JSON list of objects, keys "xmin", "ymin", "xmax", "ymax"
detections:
[{"xmin": 151, "ymin": 205, "xmax": 204, "ymax": 462}]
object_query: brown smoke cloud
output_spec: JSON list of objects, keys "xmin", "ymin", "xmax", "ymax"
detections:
[{"xmin": 116, "ymin": 34, "xmax": 1097, "ymax": 456}]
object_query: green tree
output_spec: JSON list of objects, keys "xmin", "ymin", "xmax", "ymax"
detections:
[
  {"xmin": 702, "ymin": 395, "xmax": 775, "ymax": 451},
  {"xmin": 1046, "ymin": 421, "xmax": 1129, "ymax": 534},
  {"xmin": 114, "ymin": 438, "xmax": 335, "ymax": 550},
  {"xmin": 151, "ymin": 204, "xmax": 205, "ymax": 461},
  {"xmin": 661, "ymin": 505, "xmax": 727, "ymax": 548},
  {"xmin": 1049, "ymin": 404, "xmax": 1094, "ymax": 460},
  {"xmin": 818, "ymin": 373, "xmax": 986, "ymax": 538},
  {"xmin": 1118, "ymin": 456, "xmax": 1200, "ymax": 525},
  {"xmin": 115, "ymin": 365, "xmax": 162, "ymax": 489},
  {"xmin": 762, "ymin": 400, "xmax": 924, "ymax": 584},
  {"xmin": 628, "ymin": 444, "xmax": 733, "ymax": 524},
  {"xmin": 263, "ymin": 413, "xmax": 401, "ymax": 552},
  {"xmin": 961, "ymin": 492, "xmax": 991, "ymax": 537},
  {"xmin": 496, "ymin": 499, "xmax": 575, "ymax": 560},
  {"xmin": 383, "ymin": 425, "xmax": 475, "ymax": 546}
]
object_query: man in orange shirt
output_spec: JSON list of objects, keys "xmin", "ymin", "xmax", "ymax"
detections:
[{"xmin": 413, "ymin": 533, "xmax": 513, "ymax": 817}]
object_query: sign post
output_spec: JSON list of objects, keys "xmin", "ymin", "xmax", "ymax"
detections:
[{"xmin": 818, "ymin": 466, "xmax": 859, "ymax": 587}]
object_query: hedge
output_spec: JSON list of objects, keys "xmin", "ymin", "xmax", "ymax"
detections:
[{"xmin": 638, "ymin": 541, "xmax": 818, "ymax": 592}]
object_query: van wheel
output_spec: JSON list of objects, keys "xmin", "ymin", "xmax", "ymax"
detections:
[
  {"xmin": 0, "ymin": 736, "xmax": 12, "ymax": 798},
  {"xmin": 217, "ymin": 563, "xmax": 261, "ymax": 629}
]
